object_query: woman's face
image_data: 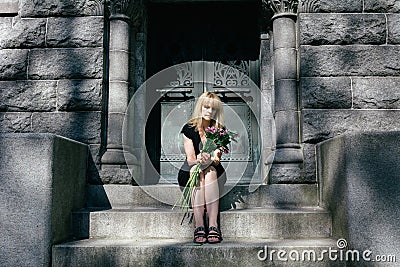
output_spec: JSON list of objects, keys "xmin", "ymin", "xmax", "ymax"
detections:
[{"xmin": 201, "ymin": 100, "xmax": 217, "ymax": 121}]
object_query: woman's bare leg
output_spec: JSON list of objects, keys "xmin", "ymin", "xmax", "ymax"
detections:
[
  {"xmin": 191, "ymin": 171, "xmax": 206, "ymax": 242},
  {"xmin": 204, "ymin": 167, "xmax": 220, "ymax": 242}
]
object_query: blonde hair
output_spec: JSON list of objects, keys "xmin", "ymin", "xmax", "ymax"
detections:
[{"xmin": 188, "ymin": 92, "xmax": 224, "ymax": 131}]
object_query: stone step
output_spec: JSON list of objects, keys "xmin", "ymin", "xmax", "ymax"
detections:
[
  {"xmin": 73, "ymin": 207, "xmax": 331, "ymax": 239},
  {"xmin": 53, "ymin": 238, "xmax": 346, "ymax": 267},
  {"xmin": 87, "ymin": 183, "xmax": 319, "ymax": 209}
]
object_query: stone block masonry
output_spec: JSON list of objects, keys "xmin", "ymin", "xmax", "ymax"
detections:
[
  {"xmin": 300, "ymin": 77, "xmax": 352, "ymax": 109},
  {"xmin": 31, "ymin": 112, "xmax": 102, "ymax": 143},
  {"xmin": 299, "ymin": 0, "xmax": 400, "ymax": 13},
  {"xmin": 352, "ymin": 77, "xmax": 400, "ymax": 109},
  {"xmin": 300, "ymin": 14, "xmax": 386, "ymax": 45},
  {"xmin": 0, "ymin": 80, "xmax": 57, "ymax": 111},
  {"xmin": 19, "ymin": 0, "xmax": 105, "ymax": 17},
  {"xmin": 302, "ymin": 110, "xmax": 400, "ymax": 144},
  {"xmin": 0, "ymin": 16, "xmax": 103, "ymax": 48},
  {"xmin": 300, "ymin": 46, "xmax": 400, "ymax": 77},
  {"xmin": 46, "ymin": 17, "xmax": 104, "ymax": 48},
  {"xmin": 0, "ymin": 17, "xmax": 46, "ymax": 48},
  {"xmin": 28, "ymin": 48, "xmax": 103, "ymax": 79},
  {"xmin": 0, "ymin": 2, "xmax": 105, "ymax": 182},
  {"xmin": 387, "ymin": 14, "xmax": 400, "ymax": 44},
  {"xmin": 299, "ymin": 7, "xmax": 400, "ymax": 182},
  {"xmin": 0, "ymin": 49, "xmax": 29, "ymax": 80},
  {"xmin": 364, "ymin": 0, "xmax": 400, "ymax": 13},
  {"xmin": 0, "ymin": 112, "xmax": 32, "ymax": 133}
]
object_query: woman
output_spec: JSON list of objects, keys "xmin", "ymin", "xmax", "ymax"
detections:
[{"xmin": 178, "ymin": 92, "xmax": 227, "ymax": 244}]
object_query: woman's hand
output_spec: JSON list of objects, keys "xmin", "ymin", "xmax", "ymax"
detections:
[
  {"xmin": 212, "ymin": 149, "xmax": 222, "ymax": 165},
  {"xmin": 197, "ymin": 152, "xmax": 211, "ymax": 165}
]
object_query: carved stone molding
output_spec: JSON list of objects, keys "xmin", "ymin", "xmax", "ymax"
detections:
[
  {"xmin": 87, "ymin": 0, "xmax": 105, "ymax": 16},
  {"xmin": 262, "ymin": 0, "xmax": 299, "ymax": 16},
  {"xmin": 107, "ymin": 0, "xmax": 144, "ymax": 26},
  {"xmin": 298, "ymin": 0, "xmax": 320, "ymax": 13}
]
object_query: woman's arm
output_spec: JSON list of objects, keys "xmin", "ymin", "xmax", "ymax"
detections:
[
  {"xmin": 183, "ymin": 135, "xmax": 198, "ymax": 166},
  {"xmin": 183, "ymin": 135, "xmax": 221, "ymax": 166}
]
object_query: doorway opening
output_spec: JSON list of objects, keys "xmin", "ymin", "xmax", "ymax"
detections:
[{"xmin": 146, "ymin": 1, "xmax": 262, "ymax": 184}]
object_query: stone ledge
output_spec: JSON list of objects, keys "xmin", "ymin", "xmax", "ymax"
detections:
[
  {"xmin": 0, "ymin": 133, "xmax": 87, "ymax": 267},
  {"xmin": 299, "ymin": 14, "xmax": 386, "ymax": 45},
  {"xmin": 85, "ymin": 207, "xmax": 331, "ymax": 239},
  {"xmin": 53, "ymin": 238, "xmax": 344, "ymax": 267},
  {"xmin": 317, "ymin": 131, "xmax": 400, "ymax": 258},
  {"xmin": 85, "ymin": 184, "xmax": 319, "ymax": 209},
  {"xmin": 301, "ymin": 45, "xmax": 400, "ymax": 77}
]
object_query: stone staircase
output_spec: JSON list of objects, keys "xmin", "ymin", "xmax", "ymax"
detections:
[{"xmin": 52, "ymin": 184, "xmax": 345, "ymax": 266}]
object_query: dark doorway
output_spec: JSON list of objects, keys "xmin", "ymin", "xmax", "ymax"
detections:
[{"xmin": 147, "ymin": 1, "xmax": 260, "ymax": 76}]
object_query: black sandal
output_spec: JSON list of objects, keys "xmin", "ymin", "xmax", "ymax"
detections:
[
  {"xmin": 207, "ymin": 226, "xmax": 223, "ymax": 244},
  {"xmin": 193, "ymin": 226, "xmax": 207, "ymax": 244}
]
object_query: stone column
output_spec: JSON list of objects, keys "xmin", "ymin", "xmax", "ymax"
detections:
[
  {"xmin": 259, "ymin": 32, "xmax": 275, "ymax": 182},
  {"xmin": 264, "ymin": 0, "xmax": 304, "ymax": 183},
  {"xmin": 100, "ymin": 0, "xmax": 140, "ymax": 183}
]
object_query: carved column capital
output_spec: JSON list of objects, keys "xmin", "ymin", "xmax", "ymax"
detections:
[
  {"xmin": 298, "ymin": 0, "xmax": 320, "ymax": 13},
  {"xmin": 262, "ymin": 0, "xmax": 299, "ymax": 18},
  {"xmin": 107, "ymin": 0, "xmax": 143, "ymax": 26}
]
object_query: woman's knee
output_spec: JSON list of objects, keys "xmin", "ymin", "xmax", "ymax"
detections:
[
  {"xmin": 205, "ymin": 165, "xmax": 216, "ymax": 172},
  {"xmin": 204, "ymin": 166, "xmax": 217, "ymax": 178}
]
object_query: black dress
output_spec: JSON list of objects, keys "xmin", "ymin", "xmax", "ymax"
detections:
[{"xmin": 177, "ymin": 124, "xmax": 227, "ymax": 187}]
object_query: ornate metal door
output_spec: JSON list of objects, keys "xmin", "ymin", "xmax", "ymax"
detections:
[{"xmin": 157, "ymin": 61, "xmax": 260, "ymax": 184}]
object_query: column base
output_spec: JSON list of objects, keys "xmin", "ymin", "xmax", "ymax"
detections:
[
  {"xmin": 99, "ymin": 166, "xmax": 136, "ymax": 184},
  {"xmin": 269, "ymin": 163, "xmax": 305, "ymax": 184},
  {"xmin": 274, "ymin": 146, "xmax": 303, "ymax": 163},
  {"xmin": 269, "ymin": 147, "xmax": 305, "ymax": 183},
  {"xmin": 101, "ymin": 148, "xmax": 126, "ymax": 165},
  {"xmin": 100, "ymin": 149, "xmax": 141, "ymax": 184}
]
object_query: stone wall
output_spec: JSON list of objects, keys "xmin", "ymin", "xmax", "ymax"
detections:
[
  {"xmin": 299, "ymin": 0, "xmax": 400, "ymax": 182},
  {"xmin": 0, "ymin": 0, "xmax": 105, "ymax": 180}
]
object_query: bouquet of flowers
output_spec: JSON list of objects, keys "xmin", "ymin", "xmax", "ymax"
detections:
[{"xmin": 173, "ymin": 125, "xmax": 238, "ymax": 221}]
